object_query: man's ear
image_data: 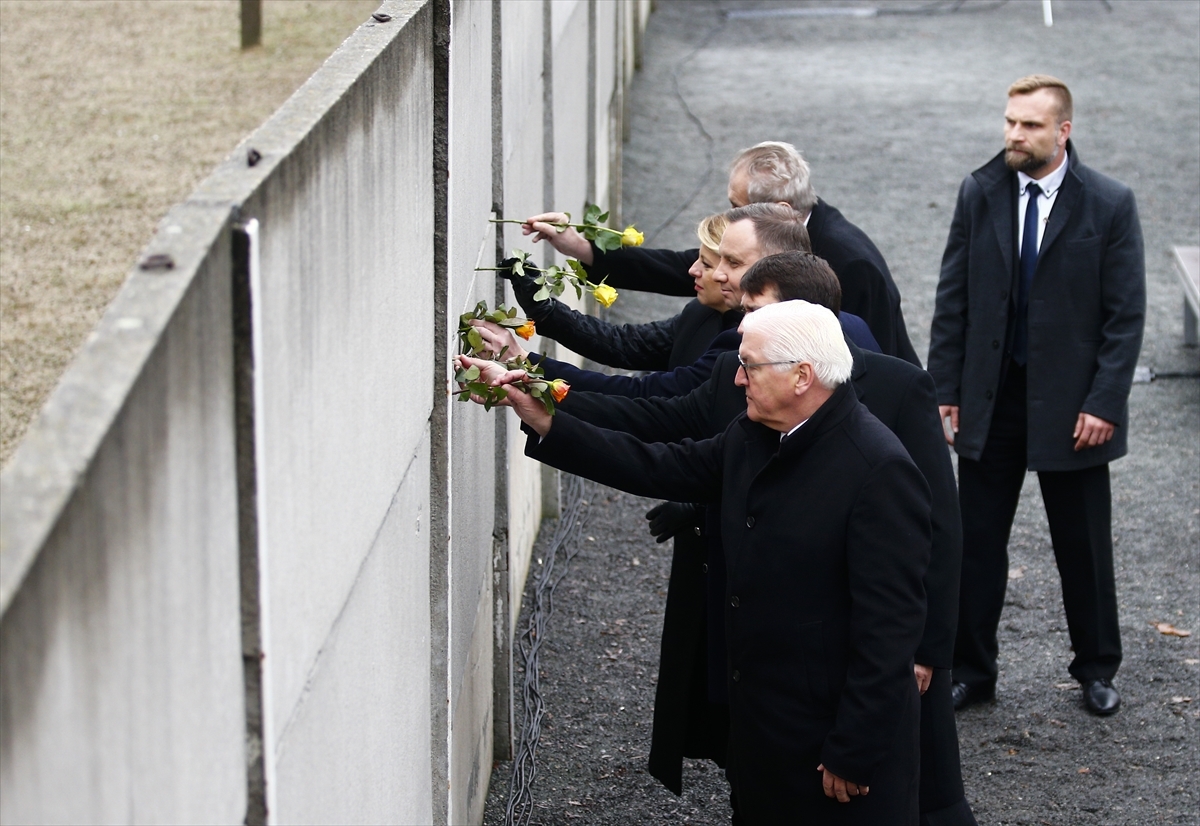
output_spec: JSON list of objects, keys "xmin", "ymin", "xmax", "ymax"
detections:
[
  {"xmin": 1058, "ymin": 119, "xmax": 1072, "ymax": 147},
  {"xmin": 794, "ymin": 363, "xmax": 816, "ymax": 395}
]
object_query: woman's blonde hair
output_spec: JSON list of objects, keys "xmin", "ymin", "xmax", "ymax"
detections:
[{"xmin": 696, "ymin": 213, "xmax": 728, "ymax": 253}]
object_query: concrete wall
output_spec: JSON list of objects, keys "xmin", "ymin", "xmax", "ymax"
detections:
[{"xmin": 0, "ymin": 1, "xmax": 649, "ymax": 823}]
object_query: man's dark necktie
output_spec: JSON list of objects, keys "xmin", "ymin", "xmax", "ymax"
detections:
[{"xmin": 1012, "ymin": 181, "xmax": 1042, "ymax": 366}]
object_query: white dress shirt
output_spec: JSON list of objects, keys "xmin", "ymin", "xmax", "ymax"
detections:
[{"xmin": 1016, "ymin": 152, "xmax": 1070, "ymax": 254}]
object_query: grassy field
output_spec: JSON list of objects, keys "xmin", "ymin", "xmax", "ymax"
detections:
[{"xmin": 0, "ymin": 0, "xmax": 380, "ymax": 465}]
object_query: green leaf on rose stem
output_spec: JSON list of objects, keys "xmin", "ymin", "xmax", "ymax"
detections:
[
  {"xmin": 596, "ymin": 210, "xmax": 609, "ymax": 225},
  {"xmin": 498, "ymin": 345, "xmax": 510, "ymax": 360},
  {"xmin": 533, "ymin": 286, "xmax": 551, "ymax": 302},
  {"xmin": 573, "ymin": 282, "xmax": 583, "ymax": 299},
  {"xmin": 461, "ymin": 312, "xmax": 476, "ymax": 326},
  {"xmin": 508, "ymin": 306, "xmax": 518, "ymax": 319},
  {"xmin": 562, "ymin": 212, "xmax": 571, "ymax": 224},
  {"xmin": 583, "ymin": 203, "xmax": 603, "ymax": 224},
  {"xmin": 467, "ymin": 328, "xmax": 485, "ymax": 352},
  {"xmin": 567, "ymin": 258, "xmax": 588, "ymax": 279},
  {"xmin": 462, "ymin": 365, "xmax": 480, "ymax": 381},
  {"xmin": 552, "ymin": 280, "xmax": 566, "ymax": 297},
  {"xmin": 458, "ymin": 391, "xmax": 471, "ymax": 402},
  {"xmin": 493, "ymin": 386, "xmax": 508, "ymax": 400},
  {"xmin": 529, "ymin": 386, "xmax": 543, "ymax": 398},
  {"xmin": 487, "ymin": 311, "xmax": 506, "ymax": 323}
]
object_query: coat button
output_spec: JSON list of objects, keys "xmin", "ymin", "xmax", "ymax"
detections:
[
  {"xmin": 693, "ymin": 526, "xmax": 702, "ymax": 536},
  {"xmin": 985, "ymin": 390, "xmax": 994, "ymax": 400},
  {"xmin": 992, "ymin": 339, "xmax": 1000, "ymax": 349},
  {"xmin": 732, "ymin": 670, "xmax": 740, "ymax": 682},
  {"xmin": 746, "ymin": 516, "xmax": 755, "ymax": 528},
  {"xmin": 701, "ymin": 563, "xmax": 709, "ymax": 574},
  {"xmin": 730, "ymin": 596, "xmax": 740, "ymax": 608}
]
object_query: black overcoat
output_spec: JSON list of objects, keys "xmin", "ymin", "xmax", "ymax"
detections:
[
  {"xmin": 927, "ymin": 143, "xmax": 1145, "ymax": 470},
  {"xmin": 527, "ymin": 383, "xmax": 930, "ymax": 822},
  {"xmin": 584, "ymin": 201, "xmax": 922, "ymax": 366}
]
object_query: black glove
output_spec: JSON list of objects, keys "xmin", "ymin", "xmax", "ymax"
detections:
[
  {"xmin": 498, "ymin": 257, "xmax": 553, "ymax": 322},
  {"xmin": 645, "ymin": 502, "xmax": 703, "ymax": 544}
]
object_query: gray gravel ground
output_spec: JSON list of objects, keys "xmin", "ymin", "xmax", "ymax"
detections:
[{"xmin": 484, "ymin": 2, "xmax": 1200, "ymax": 823}]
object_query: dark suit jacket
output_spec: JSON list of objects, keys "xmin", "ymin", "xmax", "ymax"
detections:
[
  {"xmin": 584, "ymin": 201, "xmax": 921, "ymax": 366},
  {"xmin": 928, "ymin": 143, "xmax": 1146, "ymax": 470},
  {"xmin": 527, "ymin": 384, "xmax": 929, "ymax": 821}
]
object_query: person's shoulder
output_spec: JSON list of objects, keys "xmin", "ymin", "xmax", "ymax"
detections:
[
  {"xmin": 843, "ymin": 399, "xmax": 916, "ymax": 466},
  {"xmin": 1069, "ymin": 153, "xmax": 1135, "ymax": 204}
]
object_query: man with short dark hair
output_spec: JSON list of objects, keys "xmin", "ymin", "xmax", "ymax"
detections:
[{"xmin": 929, "ymin": 75, "xmax": 1145, "ymax": 716}]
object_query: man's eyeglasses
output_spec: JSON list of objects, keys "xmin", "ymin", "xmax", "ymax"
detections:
[{"xmin": 737, "ymin": 356, "xmax": 800, "ymax": 373}]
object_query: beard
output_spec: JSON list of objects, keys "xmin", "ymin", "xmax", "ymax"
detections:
[{"xmin": 1005, "ymin": 144, "xmax": 1057, "ymax": 174}]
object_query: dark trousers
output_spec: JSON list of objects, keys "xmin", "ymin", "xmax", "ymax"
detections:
[{"xmin": 953, "ymin": 364, "xmax": 1122, "ymax": 690}]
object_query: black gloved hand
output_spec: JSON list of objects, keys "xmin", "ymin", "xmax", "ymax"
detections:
[
  {"xmin": 645, "ymin": 502, "xmax": 703, "ymax": 544},
  {"xmin": 498, "ymin": 257, "xmax": 553, "ymax": 322}
]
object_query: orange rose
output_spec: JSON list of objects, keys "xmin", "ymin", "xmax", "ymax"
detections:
[
  {"xmin": 549, "ymin": 379, "xmax": 570, "ymax": 403},
  {"xmin": 515, "ymin": 320, "xmax": 536, "ymax": 340}
]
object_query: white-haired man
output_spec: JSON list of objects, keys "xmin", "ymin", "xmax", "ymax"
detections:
[
  {"xmin": 522, "ymin": 140, "xmax": 921, "ymax": 366},
  {"xmin": 481, "ymin": 301, "xmax": 931, "ymax": 823}
]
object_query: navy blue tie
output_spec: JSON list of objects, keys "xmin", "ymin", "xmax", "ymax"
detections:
[{"xmin": 1012, "ymin": 182, "xmax": 1042, "ymax": 366}]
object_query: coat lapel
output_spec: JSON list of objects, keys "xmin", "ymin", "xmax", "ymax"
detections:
[
  {"xmin": 1037, "ymin": 143, "xmax": 1082, "ymax": 262},
  {"xmin": 976, "ymin": 152, "xmax": 1016, "ymax": 281}
]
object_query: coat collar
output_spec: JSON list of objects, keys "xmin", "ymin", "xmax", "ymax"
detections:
[
  {"xmin": 973, "ymin": 140, "xmax": 1084, "ymax": 274},
  {"xmin": 737, "ymin": 379, "xmax": 858, "ymax": 460}
]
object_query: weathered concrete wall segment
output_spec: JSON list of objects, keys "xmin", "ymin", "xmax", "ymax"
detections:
[{"xmin": 0, "ymin": 1, "xmax": 648, "ymax": 823}]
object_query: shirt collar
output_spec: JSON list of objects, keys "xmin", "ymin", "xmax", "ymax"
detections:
[
  {"xmin": 781, "ymin": 418, "xmax": 808, "ymax": 441},
  {"xmin": 1017, "ymin": 150, "xmax": 1070, "ymax": 197}
]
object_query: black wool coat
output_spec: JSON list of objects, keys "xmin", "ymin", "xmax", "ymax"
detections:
[
  {"xmin": 928, "ymin": 143, "xmax": 1145, "ymax": 470},
  {"xmin": 527, "ymin": 383, "xmax": 930, "ymax": 822},
  {"xmin": 563, "ymin": 343, "xmax": 961, "ymax": 669},
  {"xmin": 585, "ymin": 202, "xmax": 922, "ymax": 367}
]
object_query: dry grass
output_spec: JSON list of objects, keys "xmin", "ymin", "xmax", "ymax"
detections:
[{"xmin": 0, "ymin": 0, "xmax": 381, "ymax": 465}]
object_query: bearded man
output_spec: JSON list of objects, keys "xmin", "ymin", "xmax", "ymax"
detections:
[{"xmin": 928, "ymin": 75, "xmax": 1145, "ymax": 716}]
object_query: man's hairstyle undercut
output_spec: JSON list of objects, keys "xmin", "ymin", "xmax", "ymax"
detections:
[
  {"xmin": 740, "ymin": 252, "xmax": 842, "ymax": 315},
  {"xmin": 1008, "ymin": 74, "xmax": 1073, "ymax": 125},
  {"xmin": 724, "ymin": 203, "xmax": 812, "ymax": 258}
]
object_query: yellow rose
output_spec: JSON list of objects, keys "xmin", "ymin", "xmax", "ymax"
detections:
[
  {"xmin": 549, "ymin": 379, "xmax": 571, "ymax": 403},
  {"xmin": 515, "ymin": 320, "xmax": 536, "ymax": 340},
  {"xmin": 592, "ymin": 283, "xmax": 618, "ymax": 308},
  {"xmin": 621, "ymin": 226, "xmax": 645, "ymax": 246}
]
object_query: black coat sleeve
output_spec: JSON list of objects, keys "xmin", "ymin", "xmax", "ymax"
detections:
[
  {"xmin": 558, "ymin": 373, "xmax": 718, "ymax": 443},
  {"xmin": 821, "ymin": 455, "xmax": 931, "ymax": 785},
  {"xmin": 537, "ymin": 330, "xmax": 739, "ymax": 399},
  {"xmin": 891, "ymin": 369, "xmax": 962, "ymax": 669},
  {"xmin": 585, "ymin": 245, "xmax": 699, "ymax": 297},
  {"xmin": 525, "ymin": 413, "xmax": 725, "ymax": 505},
  {"xmin": 534, "ymin": 301, "xmax": 679, "ymax": 371}
]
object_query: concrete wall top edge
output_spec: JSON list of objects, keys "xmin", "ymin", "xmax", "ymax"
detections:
[
  {"xmin": 188, "ymin": 0, "xmax": 432, "ymax": 210},
  {"xmin": 0, "ymin": 202, "xmax": 230, "ymax": 617}
]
